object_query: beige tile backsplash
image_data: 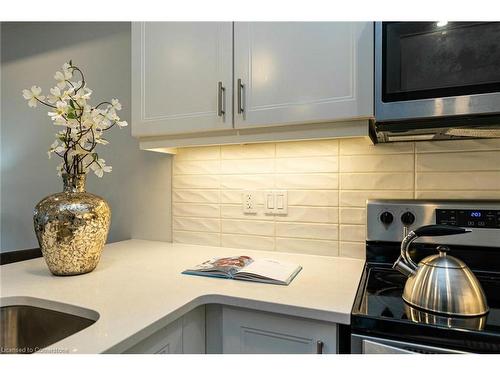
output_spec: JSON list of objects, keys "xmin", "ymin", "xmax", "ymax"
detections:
[{"xmin": 172, "ymin": 138, "xmax": 500, "ymax": 259}]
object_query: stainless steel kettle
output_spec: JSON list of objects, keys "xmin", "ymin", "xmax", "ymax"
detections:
[{"xmin": 393, "ymin": 224, "xmax": 488, "ymax": 317}]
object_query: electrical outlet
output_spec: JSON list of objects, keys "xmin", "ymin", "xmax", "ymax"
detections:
[{"xmin": 242, "ymin": 190, "xmax": 257, "ymax": 214}]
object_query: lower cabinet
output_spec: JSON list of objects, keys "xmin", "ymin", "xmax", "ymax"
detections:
[
  {"xmin": 221, "ymin": 306, "xmax": 337, "ymax": 354},
  {"xmin": 123, "ymin": 306, "xmax": 205, "ymax": 354},
  {"xmin": 123, "ymin": 305, "xmax": 338, "ymax": 354},
  {"xmin": 182, "ymin": 305, "xmax": 206, "ymax": 354}
]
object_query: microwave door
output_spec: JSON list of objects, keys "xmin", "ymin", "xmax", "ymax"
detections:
[{"xmin": 375, "ymin": 22, "xmax": 500, "ymax": 122}]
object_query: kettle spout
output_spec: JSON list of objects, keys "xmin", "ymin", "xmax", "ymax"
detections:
[{"xmin": 393, "ymin": 256, "xmax": 416, "ymax": 278}]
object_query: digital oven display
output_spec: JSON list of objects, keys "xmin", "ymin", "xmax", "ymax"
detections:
[{"xmin": 436, "ymin": 209, "xmax": 500, "ymax": 228}]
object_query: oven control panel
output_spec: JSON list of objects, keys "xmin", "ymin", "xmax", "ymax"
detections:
[
  {"xmin": 367, "ymin": 200, "xmax": 500, "ymax": 247},
  {"xmin": 436, "ymin": 209, "xmax": 500, "ymax": 229}
]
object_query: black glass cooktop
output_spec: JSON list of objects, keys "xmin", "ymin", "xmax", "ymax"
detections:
[
  {"xmin": 351, "ymin": 265, "xmax": 500, "ymax": 352},
  {"xmin": 357, "ymin": 267, "xmax": 500, "ymax": 332}
]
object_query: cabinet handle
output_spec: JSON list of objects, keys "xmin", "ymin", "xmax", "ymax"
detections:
[
  {"xmin": 237, "ymin": 78, "xmax": 245, "ymax": 114},
  {"xmin": 217, "ymin": 81, "xmax": 226, "ymax": 117},
  {"xmin": 316, "ymin": 340, "xmax": 324, "ymax": 354}
]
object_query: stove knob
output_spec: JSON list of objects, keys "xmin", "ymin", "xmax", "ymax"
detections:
[
  {"xmin": 380, "ymin": 211, "xmax": 394, "ymax": 225},
  {"xmin": 401, "ymin": 211, "xmax": 415, "ymax": 226}
]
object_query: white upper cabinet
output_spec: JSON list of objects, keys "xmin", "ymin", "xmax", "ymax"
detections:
[
  {"xmin": 132, "ymin": 22, "xmax": 233, "ymax": 137},
  {"xmin": 132, "ymin": 22, "xmax": 374, "ymax": 148},
  {"xmin": 233, "ymin": 22, "xmax": 374, "ymax": 129}
]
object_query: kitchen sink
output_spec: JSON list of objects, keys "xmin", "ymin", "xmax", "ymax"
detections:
[{"xmin": 0, "ymin": 298, "xmax": 98, "ymax": 354}]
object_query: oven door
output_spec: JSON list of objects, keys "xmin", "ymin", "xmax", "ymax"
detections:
[
  {"xmin": 351, "ymin": 334, "xmax": 468, "ymax": 354},
  {"xmin": 375, "ymin": 22, "xmax": 500, "ymax": 122}
]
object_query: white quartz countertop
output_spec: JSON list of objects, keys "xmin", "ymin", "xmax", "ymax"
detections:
[{"xmin": 0, "ymin": 239, "xmax": 365, "ymax": 353}]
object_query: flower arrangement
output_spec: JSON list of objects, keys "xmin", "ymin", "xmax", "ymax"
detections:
[{"xmin": 22, "ymin": 61, "xmax": 127, "ymax": 178}]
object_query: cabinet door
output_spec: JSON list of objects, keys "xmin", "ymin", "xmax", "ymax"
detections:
[
  {"xmin": 122, "ymin": 306, "xmax": 205, "ymax": 354},
  {"xmin": 132, "ymin": 22, "xmax": 233, "ymax": 137},
  {"xmin": 222, "ymin": 307, "xmax": 337, "ymax": 354},
  {"xmin": 233, "ymin": 22, "xmax": 373, "ymax": 129},
  {"xmin": 182, "ymin": 305, "xmax": 206, "ymax": 354},
  {"xmin": 123, "ymin": 319, "xmax": 183, "ymax": 354}
]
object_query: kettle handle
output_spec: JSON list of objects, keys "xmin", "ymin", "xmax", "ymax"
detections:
[
  {"xmin": 393, "ymin": 224, "xmax": 470, "ymax": 277},
  {"xmin": 414, "ymin": 224, "xmax": 471, "ymax": 237}
]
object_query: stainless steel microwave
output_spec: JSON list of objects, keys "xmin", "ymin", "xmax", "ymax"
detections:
[{"xmin": 373, "ymin": 22, "xmax": 500, "ymax": 142}]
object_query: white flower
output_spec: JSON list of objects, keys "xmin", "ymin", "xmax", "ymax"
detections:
[
  {"xmin": 111, "ymin": 98, "xmax": 122, "ymax": 111},
  {"xmin": 66, "ymin": 119, "xmax": 80, "ymax": 129},
  {"xmin": 47, "ymin": 140, "xmax": 58, "ymax": 158},
  {"xmin": 67, "ymin": 144, "xmax": 89, "ymax": 158},
  {"xmin": 53, "ymin": 116, "xmax": 67, "ymax": 126},
  {"xmin": 76, "ymin": 130, "xmax": 94, "ymax": 146},
  {"xmin": 69, "ymin": 80, "xmax": 81, "ymax": 87},
  {"xmin": 104, "ymin": 107, "xmax": 117, "ymax": 121},
  {"xmin": 81, "ymin": 117, "xmax": 95, "ymax": 130},
  {"xmin": 47, "ymin": 86, "xmax": 73, "ymax": 104},
  {"xmin": 68, "ymin": 80, "xmax": 85, "ymax": 92},
  {"xmin": 82, "ymin": 87, "xmax": 92, "ymax": 99},
  {"xmin": 22, "ymin": 86, "xmax": 45, "ymax": 108},
  {"xmin": 54, "ymin": 69, "xmax": 72, "ymax": 89},
  {"xmin": 47, "ymin": 87, "xmax": 61, "ymax": 104},
  {"xmin": 116, "ymin": 120, "xmax": 128, "ymax": 128},
  {"xmin": 47, "ymin": 140, "xmax": 66, "ymax": 159},
  {"xmin": 48, "ymin": 101, "xmax": 69, "ymax": 124},
  {"xmin": 56, "ymin": 162, "xmax": 65, "ymax": 177},
  {"xmin": 82, "ymin": 104, "xmax": 92, "ymax": 113},
  {"xmin": 73, "ymin": 87, "xmax": 92, "ymax": 106},
  {"xmin": 91, "ymin": 158, "xmax": 112, "ymax": 178},
  {"xmin": 94, "ymin": 137, "xmax": 109, "ymax": 145},
  {"xmin": 95, "ymin": 115, "xmax": 112, "ymax": 130}
]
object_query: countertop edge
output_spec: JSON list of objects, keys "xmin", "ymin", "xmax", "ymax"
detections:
[{"xmin": 103, "ymin": 293, "xmax": 352, "ymax": 354}]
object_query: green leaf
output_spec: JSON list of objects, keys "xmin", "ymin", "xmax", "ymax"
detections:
[
  {"xmin": 69, "ymin": 99, "xmax": 76, "ymax": 109},
  {"xmin": 69, "ymin": 60, "xmax": 73, "ymax": 66},
  {"xmin": 67, "ymin": 113, "xmax": 76, "ymax": 119}
]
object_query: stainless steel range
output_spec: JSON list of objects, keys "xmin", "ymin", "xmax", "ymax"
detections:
[{"xmin": 351, "ymin": 200, "xmax": 500, "ymax": 354}]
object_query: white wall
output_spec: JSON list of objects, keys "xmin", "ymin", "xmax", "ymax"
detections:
[{"xmin": 0, "ymin": 22, "xmax": 172, "ymax": 252}]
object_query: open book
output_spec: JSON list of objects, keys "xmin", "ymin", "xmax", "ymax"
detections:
[{"xmin": 182, "ymin": 256, "xmax": 302, "ymax": 286}]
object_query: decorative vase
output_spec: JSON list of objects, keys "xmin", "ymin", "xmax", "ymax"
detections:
[{"xmin": 33, "ymin": 173, "xmax": 111, "ymax": 276}]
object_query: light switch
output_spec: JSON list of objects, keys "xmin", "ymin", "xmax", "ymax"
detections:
[
  {"xmin": 264, "ymin": 190, "xmax": 288, "ymax": 215},
  {"xmin": 264, "ymin": 191, "xmax": 275, "ymax": 214},
  {"xmin": 274, "ymin": 190, "xmax": 288, "ymax": 215},
  {"xmin": 267, "ymin": 194, "xmax": 274, "ymax": 209},
  {"xmin": 276, "ymin": 195, "xmax": 284, "ymax": 209}
]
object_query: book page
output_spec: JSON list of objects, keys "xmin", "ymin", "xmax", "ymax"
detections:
[
  {"xmin": 183, "ymin": 256, "xmax": 253, "ymax": 278},
  {"xmin": 235, "ymin": 258, "xmax": 301, "ymax": 283}
]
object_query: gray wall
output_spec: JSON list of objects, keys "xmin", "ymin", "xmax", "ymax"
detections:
[{"xmin": 0, "ymin": 22, "xmax": 172, "ymax": 252}]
